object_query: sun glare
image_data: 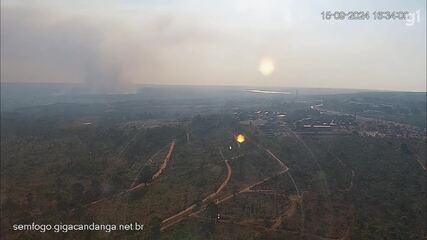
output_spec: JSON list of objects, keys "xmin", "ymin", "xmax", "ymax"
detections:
[{"xmin": 258, "ymin": 58, "xmax": 275, "ymax": 76}]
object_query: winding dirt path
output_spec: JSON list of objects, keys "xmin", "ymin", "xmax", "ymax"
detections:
[
  {"xmin": 202, "ymin": 159, "xmax": 231, "ymax": 203},
  {"xmin": 82, "ymin": 139, "xmax": 176, "ymax": 209},
  {"xmin": 127, "ymin": 139, "xmax": 175, "ymax": 192},
  {"xmin": 161, "ymin": 144, "xmax": 297, "ymax": 232},
  {"xmin": 216, "ymin": 169, "xmax": 288, "ymax": 205},
  {"xmin": 271, "ymin": 194, "xmax": 299, "ymax": 230},
  {"xmin": 130, "ymin": 143, "xmax": 171, "ymax": 188},
  {"xmin": 264, "ymin": 148, "xmax": 288, "ymax": 171},
  {"xmin": 161, "ymin": 149, "xmax": 232, "ymax": 231}
]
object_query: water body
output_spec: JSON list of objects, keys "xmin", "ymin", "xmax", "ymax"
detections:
[{"xmin": 245, "ymin": 89, "xmax": 292, "ymax": 95}]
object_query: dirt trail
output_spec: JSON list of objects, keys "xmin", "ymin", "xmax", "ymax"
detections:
[
  {"xmin": 414, "ymin": 141, "xmax": 427, "ymax": 171},
  {"xmin": 260, "ymin": 145, "xmax": 301, "ymax": 198},
  {"xmin": 128, "ymin": 139, "xmax": 175, "ymax": 192},
  {"xmin": 271, "ymin": 194, "xmax": 299, "ymax": 230},
  {"xmin": 161, "ymin": 145, "xmax": 294, "ymax": 232},
  {"xmin": 202, "ymin": 159, "xmax": 231, "ymax": 203},
  {"xmin": 265, "ymin": 148, "xmax": 288, "ymax": 171},
  {"xmin": 258, "ymin": 143, "xmax": 304, "ymax": 231},
  {"xmin": 82, "ymin": 139, "xmax": 176, "ymax": 208},
  {"xmin": 215, "ymin": 146, "xmax": 291, "ymax": 204},
  {"xmin": 161, "ymin": 149, "xmax": 232, "ymax": 231},
  {"xmin": 130, "ymin": 143, "xmax": 171, "ymax": 188},
  {"xmin": 217, "ymin": 169, "xmax": 288, "ymax": 205},
  {"xmin": 152, "ymin": 140, "xmax": 176, "ymax": 179}
]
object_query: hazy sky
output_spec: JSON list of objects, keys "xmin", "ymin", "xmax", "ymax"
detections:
[{"xmin": 1, "ymin": 0, "xmax": 426, "ymax": 92}]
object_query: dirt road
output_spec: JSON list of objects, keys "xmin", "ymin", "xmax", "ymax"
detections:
[
  {"xmin": 161, "ymin": 145, "xmax": 292, "ymax": 231},
  {"xmin": 82, "ymin": 139, "xmax": 176, "ymax": 208},
  {"xmin": 161, "ymin": 149, "xmax": 233, "ymax": 231},
  {"xmin": 265, "ymin": 148, "xmax": 288, "ymax": 171},
  {"xmin": 128, "ymin": 139, "xmax": 176, "ymax": 191},
  {"xmin": 130, "ymin": 143, "xmax": 171, "ymax": 188}
]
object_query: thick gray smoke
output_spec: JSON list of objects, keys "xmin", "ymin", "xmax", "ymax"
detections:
[{"xmin": 1, "ymin": 3, "xmax": 130, "ymax": 93}]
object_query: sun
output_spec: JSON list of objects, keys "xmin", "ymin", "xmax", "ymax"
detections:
[
  {"xmin": 258, "ymin": 58, "xmax": 275, "ymax": 76},
  {"xmin": 236, "ymin": 134, "xmax": 246, "ymax": 143}
]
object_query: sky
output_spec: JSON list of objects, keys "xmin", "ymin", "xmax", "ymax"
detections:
[{"xmin": 1, "ymin": 0, "xmax": 426, "ymax": 92}]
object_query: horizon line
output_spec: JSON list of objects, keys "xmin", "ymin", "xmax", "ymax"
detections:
[{"xmin": 1, "ymin": 81, "xmax": 426, "ymax": 93}]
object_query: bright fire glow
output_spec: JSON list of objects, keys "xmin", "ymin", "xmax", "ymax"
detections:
[
  {"xmin": 258, "ymin": 58, "xmax": 275, "ymax": 76},
  {"xmin": 236, "ymin": 134, "xmax": 246, "ymax": 143}
]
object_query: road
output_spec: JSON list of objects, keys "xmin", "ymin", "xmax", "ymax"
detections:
[
  {"xmin": 216, "ymin": 145, "xmax": 292, "ymax": 205},
  {"xmin": 216, "ymin": 168, "xmax": 288, "ymax": 205},
  {"xmin": 130, "ymin": 143, "xmax": 171, "ymax": 188},
  {"xmin": 271, "ymin": 194, "xmax": 299, "ymax": 230},
  {"xmin": 201, "ymin": 158, "xmax": 232, "ymax": 202},
  {"xmin": 161, "ymin": 144, "xmax": 297, "ymax": 232},
  {"xmin": 82, "ymin": 139, "xmax": 176, "ymax": 209},
  {"xmin": 128, "ymin": 139, "xmax": 176, "ymax": 191},
  {"xmin": 162, "ymin": 172, "xmax": 287, "ymax": 230},
  {"xmin": 265, "ymin": 148, "xmax": 288, "ymax": 171},
  {"xmin": 161, "ymin": 148, "xmax": 232, "ymax": 231}
]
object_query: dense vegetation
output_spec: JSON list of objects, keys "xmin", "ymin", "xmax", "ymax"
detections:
[{"xmin": 1, "ymin": 88, "xmax": 425, "ymax": 239}]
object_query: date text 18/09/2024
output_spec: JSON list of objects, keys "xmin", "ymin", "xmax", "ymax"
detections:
[{"xmin": 321, "ymin": 11, "xmax": 413, "ymax": 21}]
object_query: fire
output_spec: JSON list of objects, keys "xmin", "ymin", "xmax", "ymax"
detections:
[{"xmin": 236, "ymin": 134, "xmax": 246, "ymax": 143}]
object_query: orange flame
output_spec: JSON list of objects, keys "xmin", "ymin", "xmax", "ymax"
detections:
[{"xmin": 236, "ymin": 134, "xmax": 246, "ymax": 143}]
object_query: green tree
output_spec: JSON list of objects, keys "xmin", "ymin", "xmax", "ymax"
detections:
[{"xmin": 139, "ymin": 166, "xmax": 153, "ymax": 185}]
